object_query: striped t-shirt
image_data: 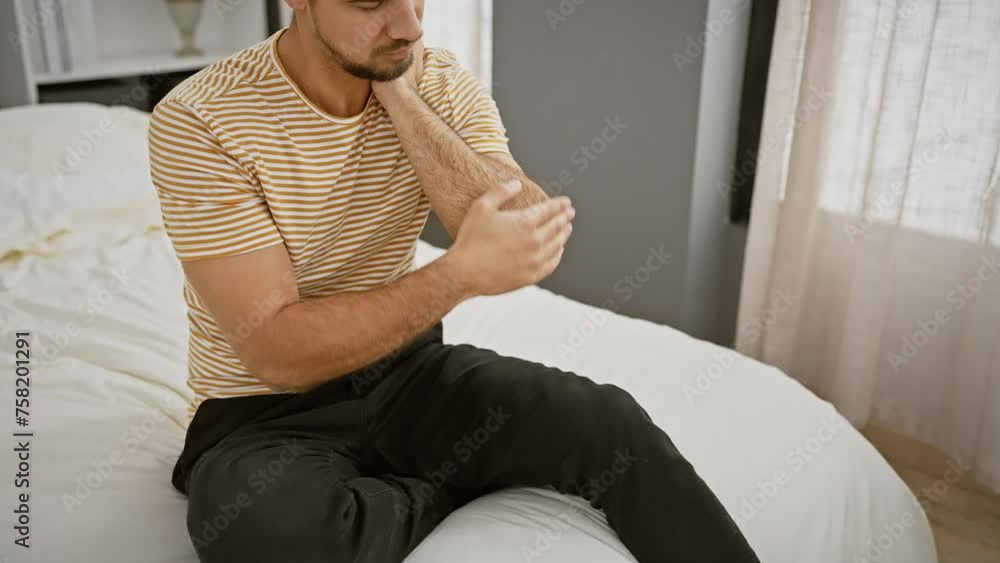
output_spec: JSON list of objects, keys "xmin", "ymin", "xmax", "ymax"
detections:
[{"xmin": 148, "ymin": 30, "xmax": 511, "ymax": 422}]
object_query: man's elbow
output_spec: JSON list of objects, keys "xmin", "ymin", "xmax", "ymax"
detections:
[
  {"xmin": 238, "ymin": 342, "xmax": 300, "ymax": 393},
  {"xmin": 491, "ymin": 157, "xmax": 551, "ymax": 206},
  {"xmin": 229, "ymin": 313, "xmax": 305, "ymax": 393},
  {"xmin": 257, "ymin": 368, "xmax": 303, "ymax": 393},
  {"xmin": 500, "ymin": 178, "xmax": 551, "ymax": 212},
  {"xmin": 506, "ymin": 171, "xmax": 551, "ymax": 206}
]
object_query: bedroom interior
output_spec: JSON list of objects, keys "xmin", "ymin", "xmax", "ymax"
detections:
[{"xmin": 0, "ymin": 0, "xmax": 997, "ymax": 562}]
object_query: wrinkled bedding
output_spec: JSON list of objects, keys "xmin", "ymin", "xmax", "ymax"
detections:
[{"xmin": 0, "ymin": 104, "xmax": 937, "ymax": 563}]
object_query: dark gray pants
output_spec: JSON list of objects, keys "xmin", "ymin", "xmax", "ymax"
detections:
[{"xmin": 171, "ymin": 322, "xmax": 759, "ymax": 562}]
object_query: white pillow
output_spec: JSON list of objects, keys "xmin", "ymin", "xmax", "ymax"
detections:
[
  {"xmin": 0, "ymin": 103, "xmax": 151, "ymax": 177},
  {"xmin": 0, "ymin": 103, "xmax": 161, "ymax": 258},
  {"xmin": 0, "ymin": 171, "xmax": 163, "ymax": 259}
]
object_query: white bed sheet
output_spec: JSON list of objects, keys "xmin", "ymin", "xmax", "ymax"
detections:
[{"xmin": 0, "ymin": 104, "xmax": 938, "ymax": 563}]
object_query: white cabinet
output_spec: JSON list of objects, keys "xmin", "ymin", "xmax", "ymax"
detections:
[
  {"xmin": 0, "ymin": 0, "xmax": 268, "ymax": 107},
  {"xmin": 0, "ymin": 0, "xmax": 492, "ymax": 109}
]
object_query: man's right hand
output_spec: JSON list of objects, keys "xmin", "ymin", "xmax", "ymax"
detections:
[{"xmin": 442, "ymin": 181, "xmax": 575, "ymax": 298}]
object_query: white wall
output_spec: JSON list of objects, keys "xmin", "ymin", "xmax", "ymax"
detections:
[{"xmin": 422, "ymin": 0, "xmax": 491, "ymax": 85}]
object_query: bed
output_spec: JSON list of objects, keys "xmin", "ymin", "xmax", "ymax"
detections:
[{"xmin": 0, "ymin": 104, "xmax": 938, "ymax": 563}]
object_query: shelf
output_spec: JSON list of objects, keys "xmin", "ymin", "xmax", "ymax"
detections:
[{"xmin": 34, "ymin": 49, "xmax": 238, "ymax": 85}]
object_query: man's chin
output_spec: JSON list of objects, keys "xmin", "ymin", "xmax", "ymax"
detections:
[
  {"xmin": 369, "ymin": 56, "xmax": 413, "ymax": 83},
  {"xmin": 328, "ymin": 41, "xmax": 413, "ymax": 82},
  {"xmin": 344, "ymin": 61, "xmax": 409, "ymax": 82}
]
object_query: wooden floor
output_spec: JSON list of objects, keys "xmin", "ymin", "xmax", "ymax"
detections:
[{"xmin": 862, "ymin": 425, "xmax": 1000, "ymax": 563}]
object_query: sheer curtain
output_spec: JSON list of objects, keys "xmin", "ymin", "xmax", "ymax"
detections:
[{"xmin": 737, "ymin": 0, "xmax": 1000, "ymax": 491}]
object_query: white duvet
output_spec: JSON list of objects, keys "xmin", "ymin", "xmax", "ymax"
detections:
[{"xmin": 0, "ymin": 104, "xmax": 937, "ymax": 563}]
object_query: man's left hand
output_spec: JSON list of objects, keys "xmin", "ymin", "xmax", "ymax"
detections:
[{"xmin": 373, "ymin": 40, "xmax": 424, "ymax": 100}]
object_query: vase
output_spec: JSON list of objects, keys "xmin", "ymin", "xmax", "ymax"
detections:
[{"xmin": 166, "ymin": 0, "xmax": 204, "ymax": 57}]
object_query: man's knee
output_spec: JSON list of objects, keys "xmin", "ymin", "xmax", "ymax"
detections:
[
  {"xmin": 186, "ymin": 455, "xmax": 280, "ymax": 555},
  {"xmin": 588, "ymin": 384, "xmax": 686, "ymax": 460},
  {"xmin": 184, "ymin": 452, "xmax": 358, "ymax": 560},
  {"xmin": 594, "ymin": 384, "xmax": 653, "ymax": 429}
]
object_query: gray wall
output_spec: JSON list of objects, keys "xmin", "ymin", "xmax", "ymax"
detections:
[
  {"xmin": 495, "ymin": 0, "xmax": 709, "ymax": 329},
  {"xmin": 425, "ymin": 0, "xmax": 751, "ymax": 345}
]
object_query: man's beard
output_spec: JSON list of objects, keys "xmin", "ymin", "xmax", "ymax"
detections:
[{"xmin": 313, "ymin": 25, "xmax": 414, "ymax": 82}]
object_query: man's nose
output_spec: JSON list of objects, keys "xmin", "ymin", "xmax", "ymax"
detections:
[{"xmin": 385, "ymin": 0, "xmax": 422, "ymax": 42}]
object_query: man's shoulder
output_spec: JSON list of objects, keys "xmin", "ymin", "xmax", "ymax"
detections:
[
  {"xmin": 421, "ymin": 46, "xmax": 477, "ymax": 84},
  {"xmin": 152, "ymin": 36, "xmax": 277, "ymax": 118},
  {"xmin": 423, "ymin": 46, "xmax": 460, "ymax": 68},
  {"xmin": 419, "ymin": 46, "xmax": 490, "ymax": 107}
]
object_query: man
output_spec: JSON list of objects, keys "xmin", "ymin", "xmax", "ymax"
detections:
[{"xmin": 148, "ymin": 1, "xmax": 760, "ymax": 561}]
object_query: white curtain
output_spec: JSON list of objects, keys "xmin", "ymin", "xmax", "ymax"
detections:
[{"xmin": 737, "ymin": 0, "xmax": 1000, "ymax": 491}]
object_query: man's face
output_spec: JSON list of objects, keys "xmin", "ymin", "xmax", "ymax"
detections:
[{"xmin": 303, "ymin": 0, "xmax": 425, "ymax": 81}]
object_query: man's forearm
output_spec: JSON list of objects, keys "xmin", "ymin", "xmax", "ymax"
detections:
[
  {"xmin": 375, "ymin": 82, "xmax": 550, "ymax": 238},
  {"xmin": 251, "ymin": 252, "xmax": 470, "ymax": 392}
]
